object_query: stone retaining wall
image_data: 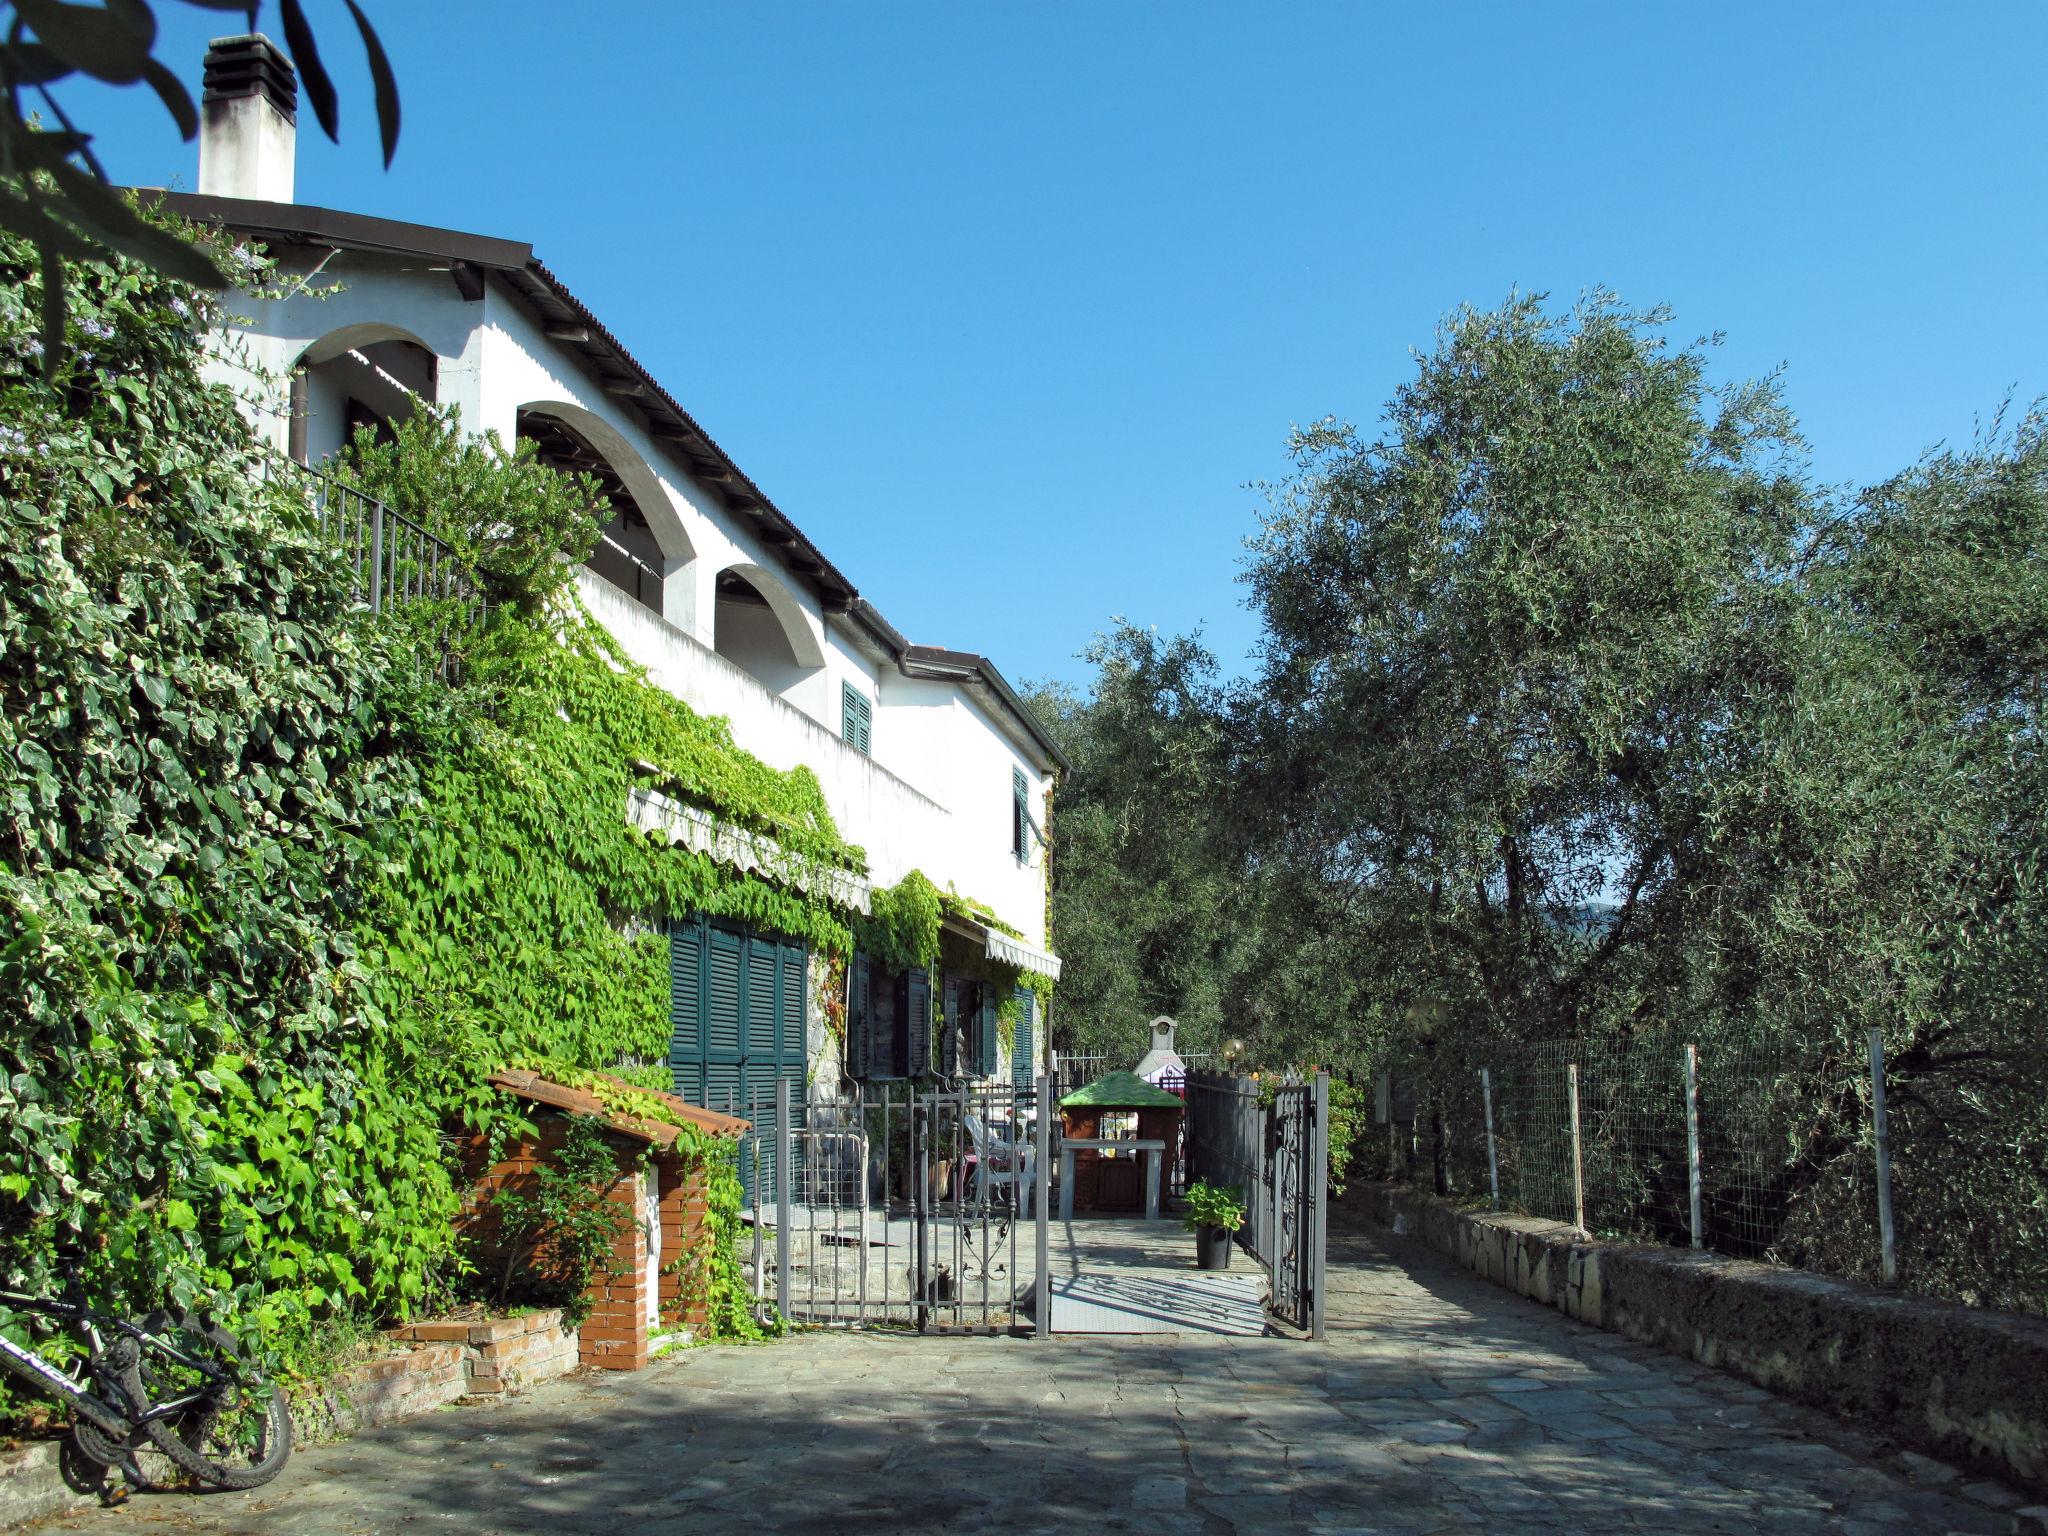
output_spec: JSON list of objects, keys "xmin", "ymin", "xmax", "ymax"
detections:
[
  {"xmin": 1354, "ymin": 1181, "xmax": 2048, "ymax": 1490},
  {"xmin": 0, "ymin": 1441, "xmax": 90, "ymax": 1531}
]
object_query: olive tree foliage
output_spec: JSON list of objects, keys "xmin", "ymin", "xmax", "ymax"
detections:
[
  {"xmin": 1024, "ymin": 624, "xmax": 1258, "ymax": 1065},
  {"xmin": 1729, "ymin": 409, "xmax": 2048, "ymax": 1303},
  {"xmin": 0, "ymin": 0, "xmax": 397, "ymax": 376},
  {"xmin": 1241, "ymin": 292, "xmax": 1812, "ymax": 1062},
  {"xmin": 1230, "ymin": 290, "xmax": 2047, "ymax": 1306}
]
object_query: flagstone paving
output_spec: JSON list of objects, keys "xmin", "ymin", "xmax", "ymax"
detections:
[{"xmin": 27, "ymin": 1208, "xmax": 2045, "ymax": 1534}]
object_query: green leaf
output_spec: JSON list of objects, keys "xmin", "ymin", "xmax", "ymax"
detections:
[
  {"xmin": 140, "ymin": 56, "xmax": 199, "ymax": 140},
  {"xmin": 278, "ymin": 0, "xmax": 339, "ymax": 144},
  {"xmin": 35, "ymin": 154, "xmax": 226, "ymax": 287}
]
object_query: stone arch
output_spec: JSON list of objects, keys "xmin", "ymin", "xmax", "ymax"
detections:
[
  {"xmin": 290, "ymin": 321, "xmax": 439, "ymax": 465},
  {"xmin": 516, "ymin": 400, "xmax": 695, "ymax": 567},
  {"xmin": 714, "ymin": 561, "xmax": 827, "ymax": 680},
  {"xmin": 518, "ymin": 400, "xmax": 697, "ymax": 622}
]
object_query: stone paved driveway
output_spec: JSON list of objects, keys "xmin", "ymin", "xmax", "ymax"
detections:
[{"xmin": 29, "ymin": 1210, "xmax": 2044, "ymax": 1534}]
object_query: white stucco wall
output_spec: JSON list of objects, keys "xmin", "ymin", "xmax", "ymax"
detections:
[
  {"xmin": 584, "ymin": 575, "xmax": 1049, "ymax": 947},
  {"xmin": 205, "ymin": 243, "xmax": 1051, "ymax": 946},
  {"xmin": 872, "ymin": 674, "xmax": 1049, "ymax": 945}
]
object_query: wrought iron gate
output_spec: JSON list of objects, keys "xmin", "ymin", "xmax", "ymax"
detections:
[
  {"xmin": 1267, "ymin": 1076, "xmax": 1328, "ymax": 1335},
  {"xmin": 1186, "ymin": 1069, "xmax": 1328, "ymax": 1336},
  {"xmin": 724, "ymin": 1077, "xmax": 1048, "ymax": 1334}
]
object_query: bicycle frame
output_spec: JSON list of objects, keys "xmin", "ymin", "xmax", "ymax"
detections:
[{"xmin": 0, "ymin": 1289, "xmax": 230, "ymax": 1438}]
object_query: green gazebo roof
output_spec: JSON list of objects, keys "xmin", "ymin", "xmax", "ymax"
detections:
[{"xmin": 1059, "ymin": 1071, "xmax": 1185, "ymax": 1109}]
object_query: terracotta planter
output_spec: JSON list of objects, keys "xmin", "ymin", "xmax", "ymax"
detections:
[{"xmin": 1195, "ymin": 1224, "xmax": 1233, "ymax": 1270}]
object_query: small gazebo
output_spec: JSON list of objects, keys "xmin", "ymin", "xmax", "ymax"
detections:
[{"xmin": 1058, "ymin": 1071, "xmax": 1186, "ymax": 1215}]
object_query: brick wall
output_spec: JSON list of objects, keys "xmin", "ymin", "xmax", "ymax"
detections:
[
  {"xmin": 389, "ymin": 1310, "xmax": 579, "ymax": 1394},
  {"xmin": 461, "ymin": 1112, "xmax": 721, "ymax": 1371},
  {"xmin": 656, "ymin": 1163, "xmax": 712, "ymax": 1335},
  {"xmin": 290, "ymin": 1340, "xmax": 473, "ymax": 1444}
]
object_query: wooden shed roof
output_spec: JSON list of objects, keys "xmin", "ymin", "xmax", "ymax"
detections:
[
  {"xmin": 487, "ymin": 1068, "xmax": 749, "ymax": 1147},
  {"xmin": 1059, "ymin": 1070, "xmax": 1187, "ymax": 1110}
]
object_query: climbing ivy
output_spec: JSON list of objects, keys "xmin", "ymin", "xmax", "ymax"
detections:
[
  {"xmin": 0, "ymin": 212, "xmax": 449, "ymax": 1378},
  {"xmin": 852, "ymin": 870, "xmax": 1056, "ymax": 1074},
  {"xmin": 0, "ymin": 208, "xmax": 1050, "ymax": 1411},
  {"xmin": 858, "ymin": 870, "xmax": 942, "ymax": 975},
  {"xmin": 0, "ymin": 214, "xmax": 846, "ymax": 1390}
]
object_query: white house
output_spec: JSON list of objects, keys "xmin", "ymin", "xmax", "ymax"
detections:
[{"xmin": 161, "ymin": 35, "xmax": 1064, "ymax": 1109}]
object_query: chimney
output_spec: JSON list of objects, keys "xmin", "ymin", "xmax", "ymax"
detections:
[{"xmin": 198, "ymin": 35, "xmax": 297, "ymax": 203}]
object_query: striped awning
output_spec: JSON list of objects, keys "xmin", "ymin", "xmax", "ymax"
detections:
[
  {"xmin": 627, "ymin": 784, "xmax": 872, "ymax": 914},
  {"xmin": 982, "ymin": 926, "xmax": 1063, "ymax": 982}
]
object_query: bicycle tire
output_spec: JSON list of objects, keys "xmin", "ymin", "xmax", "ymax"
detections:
[{"xmin": 118, "ymin": 1315, "xmax": 292, "ymax": 1491}]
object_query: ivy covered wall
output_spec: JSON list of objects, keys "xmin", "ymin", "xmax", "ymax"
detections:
[{"xmin": 0, "ymin": 215, "xmax": 1050, "ymax": 1398}]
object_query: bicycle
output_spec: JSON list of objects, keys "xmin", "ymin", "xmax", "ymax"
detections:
[{"xmin": 0, "ymin": 1247, "xmax": 292, "ymax": 1491}]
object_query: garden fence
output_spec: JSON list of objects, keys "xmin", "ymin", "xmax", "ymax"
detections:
[{"xmin": 1371, "ymin": 1027, "xmax": 2046, "ymax": 1317}]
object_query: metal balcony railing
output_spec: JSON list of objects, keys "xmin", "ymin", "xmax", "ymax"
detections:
[{"xmin": 286, "ymin": 465, "xmax": 485, "ymax": 620}]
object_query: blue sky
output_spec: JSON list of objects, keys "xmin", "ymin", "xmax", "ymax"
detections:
[{"xmin": 78, "ymin": 3, "xmax": 2048, "ymax": 689}]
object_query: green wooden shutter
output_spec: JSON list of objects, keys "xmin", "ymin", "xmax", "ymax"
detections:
[
  {"xmin": 841, "ymin": 682, "xmax": 871, "ymax": 755},
  {"xmin": 977, "ymin": 986, "xmax": 998, "ymax": 1078},
  {"xmin": 846, "ymin": 952, "xmax": 871, "ymax": 1079},
  {"xmin": 705, "ymin": 924, "xmax": 745, "ymax": 1116},
  {"xmin": 1011, "ymin": 987, "xmax": 1035, "ymax": 1085},
  {"xmin": 1012, "ymin": 767, "xmax": 1028, "ymax": 860},
  {"xmin": 778, "ymin": 941, "xmax": 807, "ymax": 1078},
  {"xmin": 668, "ymin": 916, "xmax": 707, "ymax": 1105},
  {"xmin": 905, "ymin": 968, "xmax": 931, "ymax": 1078},
  {"xmin": 744, "ymin": 934, "xmax": 780, "ymax": 1099},
  {"xmin": 871, "ymin": 966, "xmax": 900, "ymax": 1079},
  {"xmin": 940, "ymin": 975, "xmax": 961, "ymax": 1077}
]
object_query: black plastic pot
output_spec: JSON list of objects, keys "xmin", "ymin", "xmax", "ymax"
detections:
[{"xmin": 1195, "ymin": 1224, "xmax": 1233, "ymax": 1270}]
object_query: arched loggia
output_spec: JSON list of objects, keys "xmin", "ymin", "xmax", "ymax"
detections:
[
  {"xmin": 516, "ymin": 401, "xmax": 695, "ymax": 622},
  {"xmin": 713, "ymin": 561, "xmax": 826, "ymax": 693},
  {"xmin": 290, "ymin": 322, "xmax": 437, "ymax": 466}
]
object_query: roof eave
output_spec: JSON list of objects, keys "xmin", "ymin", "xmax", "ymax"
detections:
[{"xmin": 145, "ymin": 190, "xmax": 858, "ymax": 611}]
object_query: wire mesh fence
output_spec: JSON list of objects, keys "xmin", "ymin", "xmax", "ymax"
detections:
[{"xmin": 1365, "ymin": 1026, "xmax": 2048, "ymax": 1317}]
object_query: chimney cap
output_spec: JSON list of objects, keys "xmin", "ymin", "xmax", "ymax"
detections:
[{"xmin": 202, "ymin": 34, "xmax": 297, "ymax": 125}]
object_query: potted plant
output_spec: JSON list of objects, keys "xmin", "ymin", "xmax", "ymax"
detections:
[{"xmin": 1183, "ymin": 1179, "xmax": 1246, "ymax": 1270}]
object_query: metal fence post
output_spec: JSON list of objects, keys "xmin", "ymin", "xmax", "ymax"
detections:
[
  {"xmin": 1310, "ymin": 1072, "xmax": 1328, "ymax": 1341},
  {"xmin": 1567, "ymin": 1062, "xmax": 1587, "ymax": 1236},
  {"xmin": 1035, "ymin": 1073, "xmax": 1052, "ymax": 1339},
  {"xmin": 368, "ymin": 500, "xmax": 385, "ymax": 613},
  {"xmin": 1868, "ymin": 1028, "xmax": 1898, "ymax": 1284},
  {"xmin": 775, "ymin": 1076, "xmax": 793, "ymax": 1322},
  {"xmin": 914, "ymin": 1095, "xmax": 930, "ymax": 1333},
  {"xmin": 1265, "ymin": 1097, "xmax": 1280, "ymax": 1311},
  {"xmin": 1684, "ymin": 1044, "xmax": 1704, "ymax": 1249},
  {"xmin": 1479, "ymin": 1067, "xmax": 1500, "ymax": 1209}
]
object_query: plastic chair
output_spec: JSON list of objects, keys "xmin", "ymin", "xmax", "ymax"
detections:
[{"xmin": 962, "ymin": 1110, "xmax": 1036, "ymax": 1218}]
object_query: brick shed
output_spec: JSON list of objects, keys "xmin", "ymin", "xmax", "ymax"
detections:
[{"xmin": 461, "ymin": 1068, "xmax": 749, "ymax": 1372}]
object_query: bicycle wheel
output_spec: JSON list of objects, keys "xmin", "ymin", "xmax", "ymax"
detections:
[{"xmin": 119, "ymin": 1314, "xmax": 292, "ymax": 1490}]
